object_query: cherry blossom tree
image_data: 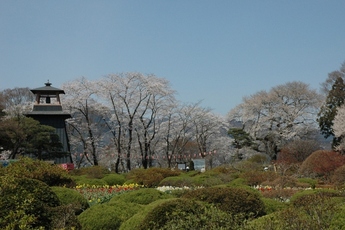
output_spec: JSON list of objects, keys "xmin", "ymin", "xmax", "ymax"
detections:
[
  {"xmin": 151, "ymin": 102, "xmax": 231, "ymax": 169},
  {"xmin": 133, "ymin": 76, "xmax": 176, "ymax": 169},
  {"xmin": 332, "ymin": 104, "xmax": 345, "ymax": 152},
  {"xmin": 228, "ymin": 81, "xmax": 322, "ymax": 160},
  {"xmin": 156, "ymin": 103, "xmax": 198, "ymax": 168},
  {"xmin": 62, "ymin": 77, "xmax": 108, "ymax": 167},
  {"xmin": 191, "ymin": 105, "xmax": 228, "ymax": 168},
  {"xmin": 57, "ymin": 73, "xmax": 233, "ymax": 170},
  {"xmin": 0, "ymin": 87, "xmax": 34, "ymax": 118},
  {"xmin": 97, "ymin": 73, "xmax": 176, "ymax": 171}
]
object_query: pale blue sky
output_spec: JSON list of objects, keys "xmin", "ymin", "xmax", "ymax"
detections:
[{"xmin": 1, "ymin": 0, "xmax": 345, "ymax": 115}]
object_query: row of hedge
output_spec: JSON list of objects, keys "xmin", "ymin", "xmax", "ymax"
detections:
[{"xmin": 2, "ymin": 158, "xmax": 345, "ymax": 229}]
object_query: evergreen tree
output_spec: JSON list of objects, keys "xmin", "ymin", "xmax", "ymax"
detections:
[
  {"xmin": 228, "ymin": 128, "xmax": 255, "ymax": 149},
  {"xmin": 317, "ymin": 77, "xmax": 345, "ymax": 148},
  {"xmin": 228, "ymin": 128, "xmax": 256, "ymax": 159},
  {"xmin": 0, "ymin": 116, "xmax": 64, "ymax": 159}
]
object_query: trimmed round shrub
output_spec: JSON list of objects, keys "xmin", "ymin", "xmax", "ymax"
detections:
[
  {"xmin": 259, "ymin": 187, "xmax": 297, "ymax": 202},
  {"xmin": 330, "ymin": 205, "xmax": 345, "ymax": 229},
  {"xmin": 248, "ymin": 203, "xmax": 341, "ymax": 230},
  {"xmin": 299, "ymin": 150, "xmax": 345, "ymax": 180},
  {"xmin": 49, "ymin": 204, "xmax": 82, "ymax": 230},
  {"xmin": 332, "ymin": 164, "xmax": 345, "ymax": 185},
  {"xmin": 158, "ymin": 175, "xmax": 195, "ymax": 187},
  {"xmin": 191, "ymin": 172, "xmax": 225, "ymax": 187},
  {"xmin": 234, "ymin": 160, "xmax": 264, "ymax": 172},
  {"xmin": 78, "ymin": 204, "xmax": 122, "ymax": 230},
  {"xmin": 102, "ymin": 173, "xmax": 126, "ymax": 185},
  {"xmin": 72, "ymin": 175, "xmax": 107, "ymax": 186},
  {"xmin": 70, "ymin": 165, "xmax": 110, "ymax": 179},
  {"xmin": 109, "ymin": 188, "xmax": 172, "ymax": 205},
  {"xmin": 78, "ymin": 202, "xmax": 142, "ymax": 230},
  {"xmin": 245, "ymin": 208, "xmax": 311, "ymax": 230},
  {"xmin": 297, "ymin": 177, "xmax": 317, "ymax": 189},
  {"xmin": 239, "ymin": 170, "xmax": 278, "ymax": 186},
  {"xmin": 120, "ymin": 199, "xmax": 172, "ymax": 230},
  {"xmin": 261, "ymin": 197, "xmax": 288, "ymax": 214},
  {"xmin": 182, "ymin": 187, "xmax": 265, "ymax": 217},
  {"xmin": 291, "ymin": 189, "xmax": 341, "ymax": 208},
  {"xmin": 51, "ymin": 186, "xmax": 89, "ymax": 214},
  {"xmin": 2, "ymin": 157, "xmax": 74, "ymax": 187},
  {"xmin": 227, "ymin": 177, "xmax": 248, "ymax": 187},
  {"xmin": 138, "ymin": 198, "xmax": 241, "ymax": 230},
  {"xmin": 0, "ymin": 175, "xmax": 61, "ymax": 229},
  {"xmin": 126, "ymin": 167, "xmax": 180, "ymax": 187},
  {"xmin": 264, "ymin": 175, "xmax": 300, "ymax": 189}
]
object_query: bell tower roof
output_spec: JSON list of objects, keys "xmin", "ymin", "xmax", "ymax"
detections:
[
  {"xmin": 30, "ymin": 81, "xmax": 65, "ymax": 95},
  {"xmin": 29, "ymin": 81, "xmax": 66, "ymax": 106}
]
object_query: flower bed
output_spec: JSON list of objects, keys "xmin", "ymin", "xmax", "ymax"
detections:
[
  {"xmin": 75, "ymin": 183, "xmax": 140, "ymax": 206},
  {"xmin": 253, "ymin": 185, "xmax": 311, "ymax": 202},
  {"xmin": 156, "ymin": 185, "xmax": 203, "ymax": 193}
]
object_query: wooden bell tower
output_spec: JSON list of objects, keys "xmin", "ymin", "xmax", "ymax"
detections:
[{"xmin": 26, "ymin": 81, "xmax": 72, "ymax": 164}]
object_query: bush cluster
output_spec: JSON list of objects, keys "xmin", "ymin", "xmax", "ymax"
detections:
[
  {"xmin": 126, "ymin": 167, "xmax": 180, "ymax": 187},
  {"xmin": 299, "ymin": 150, "xmax": 345, "ymax": 180},
  {"xmin": 72, "ymin": 175, "xmax": 108, "ymax": 186},
  {"xmin": 290, "ymin": 189, "xmax": 342, "ymax": 208},
  {"xmin": 261, "ymin": 197, "xmax": 287, "ymax": 214},
  {"xmin": 78, "ymin": 202, "xmax": 142, "ymax": 230},
  {"xmin": 247, "ymin": 191, "xmax": 345, "ymax": 230},
  {"xmin": 259, "ymin": 188, "xmax": 298, "ymax": 202},
  {"xmin": 102, "ymin": 173, "xmax": 126, "ymax": 185},
  {"xmin": 331, "ymin": 164, "xmax": 345, "ymax": 185},
  {"xmin": 51, "ymin": 186, "xmax": 89, "ymax": 215},
  {"xmin": 189, "ymin": 170, "xmax": 236, "ymax": 187},
  {"xmin": 109, "ymin": 188, "xmax": 172, "ymax": 205},
  {"xmin": 182, "ymin": 187, "xmax": 266, "ymax": 218},
  {"xmin": 4, "ymin": 155, "xmax": 345, "ymax": 229},
  {"xmin": 263, "ymin": 176, "xmax": 300, "ymax": 189},
  {"xmin": 0, "ymin": 176, "xmax": 60, "ymax": 229},
  {"xmin": 240, "ymin": 170, "xmax": 278, "ymax": 186},
  {"xmin": 69, "ymin": 165, "xmax": 110, "ymax": 179},
  {"xmin": 158, "ymin": 175, "xmax": 195, "ymax": 187},
  {"xmin": 0, "ymin": 158, "xmax": 84, "ymax": 229},
  {"xmin": 138, "ymin": 199, "xmax": 244, "ymax": 230},
  {"xmin": 1, "ymin": 157, "xmax": 74, "ymax": 187}
]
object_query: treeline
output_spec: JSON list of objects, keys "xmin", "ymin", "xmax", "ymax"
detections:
[{"xmin": 1, "ymin": 61, "xmax": 345, "ymax": 172}]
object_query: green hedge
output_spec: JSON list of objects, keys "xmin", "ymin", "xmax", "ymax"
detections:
[
  {"xmin": 72, "ymin": 175, "xmax": 107, "ymax": 186},
  {"xmin": 109, "ymin": 188, "xmax": 172, "ymax": 205},
  {"xmin": 51, "ymin": 186, "xmax": 89, "ymax": 215},
  {"xmin": 70, "ymin": 165, "xmax": 110, "ymax": 179},
  {"xmin": 1, "ymin": 157, "xmax": 74, "ymax": 187},
  {"xmin": 290, "ymin": 188, "xmax": 341, "ymax": 206},
  {"xmin": 261, "ymin": 197, "xmax": 288, "ymax": 214},
  {"xmin": 0, "ymin": 175, "xmax": 61, "ymax": 229},
  {"xmin": 102, "ymin": 173, "xmax": 126, "ymax": 185},
  {"xmin": 158, "ymin": 175, "xmax": 195, "ymax": 187},
  {"xmin": 126, "ymin": 168, "xmax": 180, "ymax": 187},
  {"xmin": 120, "ymin": 199, "xmax": 171, "ymax": 230},
  {"xmin": 78, "ymin": 202, "xmax": 142, "ymax": 230},
  {"xmin": 137, "ymin": 198, "xmax": 244, "ymax": 230},
  {"xmin": 182, "ymin": 186, "xmax": 265, "ymax": 218}
]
